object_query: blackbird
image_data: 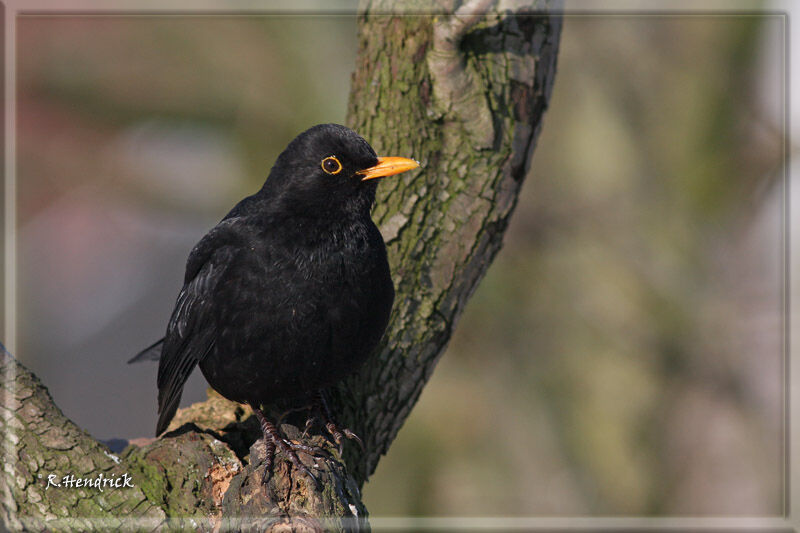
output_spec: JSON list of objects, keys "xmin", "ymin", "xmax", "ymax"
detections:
[{"xmin": 130, "ymin": 123, "xmax": 418, "ymax": 480}]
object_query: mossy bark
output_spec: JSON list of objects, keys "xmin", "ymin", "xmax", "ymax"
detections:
[
  {"xmin": 2, "ymin": 2, "xmax": 561, "ymax": 530},
  {"xmin": 0, "ymin": 349, "xmax": 165, "ymax": 531}
]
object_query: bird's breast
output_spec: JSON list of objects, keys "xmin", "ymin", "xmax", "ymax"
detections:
[
  {"xmin": 200, "ymin": 217, "xmax": 393, "ymax": 405},
  {"xmin": 251, "ymin": 217, "xmax": 393, "ymax": 328}
]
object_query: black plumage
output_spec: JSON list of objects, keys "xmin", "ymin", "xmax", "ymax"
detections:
[{"xmin": 131, "ymin": 124, "xmax": 418, "ymax": 478}]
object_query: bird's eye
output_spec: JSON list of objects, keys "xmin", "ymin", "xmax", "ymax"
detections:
[{"xmin": 321, "ymin": 156, "xmax": 343, "ymax": 175}]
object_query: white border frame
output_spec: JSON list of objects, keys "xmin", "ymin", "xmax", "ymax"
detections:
[{"xmin": 2, "ymin": 1, "xmax": 793, "ymax": 530}]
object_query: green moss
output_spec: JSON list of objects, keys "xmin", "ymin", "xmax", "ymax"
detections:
[{"xmin": 122, "ymin": 449, "xmax": 170, "ymax": 510}]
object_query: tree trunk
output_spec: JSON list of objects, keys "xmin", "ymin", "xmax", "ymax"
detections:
[{"xmin": 1, "ymin": 2, "xmax": 561, "ymax": 530}]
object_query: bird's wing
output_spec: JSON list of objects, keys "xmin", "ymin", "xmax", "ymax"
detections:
[{"xmin": 155, "ymin": 223, "xmax": 239, "ymax": 436}]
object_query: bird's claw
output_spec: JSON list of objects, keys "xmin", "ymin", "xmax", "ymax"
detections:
[
  {"xmin": 259, "ymin": 436, "xmax": 321, "ymax": 488},
  {"xmin": 312, "ymin": 390, "xmax": 365, "ymax": 456},
  {"xmin": 324, "ymin": 420, "xmax": 363, "ymax": 456},
  {"xmin": 325, "ymin": 421, "xmax": 344, "ymax": 452},
  {"xmin": 343, "ymin": 428, "xmax": 365, "ymax": 452},
  {"xmin": 283, "ymin": 438, "xmax": 329, "ymax": 457},
  {"xmin": 255, "ymin": 407, "xmax": 322, "ymax": 488},
  {"xmin": 301, "ymin": 417, "xmax": 315, "ymax": 439}
]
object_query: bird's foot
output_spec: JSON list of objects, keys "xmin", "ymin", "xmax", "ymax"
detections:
[
  {"xmin": 285, "ymin": 438, "xmax": 330, "ymax": 457},
  {"xmin": 301, "ymin": 390, "xmax": 364, "ymax": 457},
  {"xmin": 254, "ymin": 407, "xmax": 320, "ymax": 487},
  {"xmin": 324, "ymin": 420, "xmax": 364, "ymax": 457},
  {"xmin": 274, "ymin": 407, "xmax": 331, "ymax": 457}
]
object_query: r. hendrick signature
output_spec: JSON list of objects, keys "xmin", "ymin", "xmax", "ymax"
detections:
[{"xmin": 43, "ymin": 472, "xmax": 135, "ymax": 492}]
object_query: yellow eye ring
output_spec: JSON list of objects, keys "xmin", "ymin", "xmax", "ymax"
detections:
[{"xmin": 321, "ymin": 156, "xmax": 343, "ymax": 175}]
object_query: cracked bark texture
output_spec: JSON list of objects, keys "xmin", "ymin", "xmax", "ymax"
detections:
[{"xmin": 2, "ymin": 2, "xmax": 560, "ymax": 530}]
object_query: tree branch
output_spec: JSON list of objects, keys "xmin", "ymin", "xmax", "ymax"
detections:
[
  {"xmin": 341, "ymin": 0, "xmax": 562, "ymax": 484},
  {"xmin": 0, "ymin": 348, "xmax": 164, "ymax": 530}
]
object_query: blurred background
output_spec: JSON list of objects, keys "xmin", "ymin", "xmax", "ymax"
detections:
[{"xmin": 13, "ymin": 10, "xmax": 785, "ymax": 517}]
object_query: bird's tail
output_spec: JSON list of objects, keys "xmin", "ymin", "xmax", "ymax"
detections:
[
  {"xmin": 156, "ymin": 391, "xmax": 181, "ymax": 436},
  {"xmin": 127, "ymin": 338, "xmax": 165, "ymax": 364}
]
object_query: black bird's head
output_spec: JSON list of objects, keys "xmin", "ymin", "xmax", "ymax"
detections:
[{"xmin": 261, "ymin": 124, "xmax": 418, "ymax": 217}]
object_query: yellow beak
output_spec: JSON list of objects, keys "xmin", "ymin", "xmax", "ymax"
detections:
[{"xmin": 357, "ymin": 156, "xmax": 420, "ymax": 181}]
